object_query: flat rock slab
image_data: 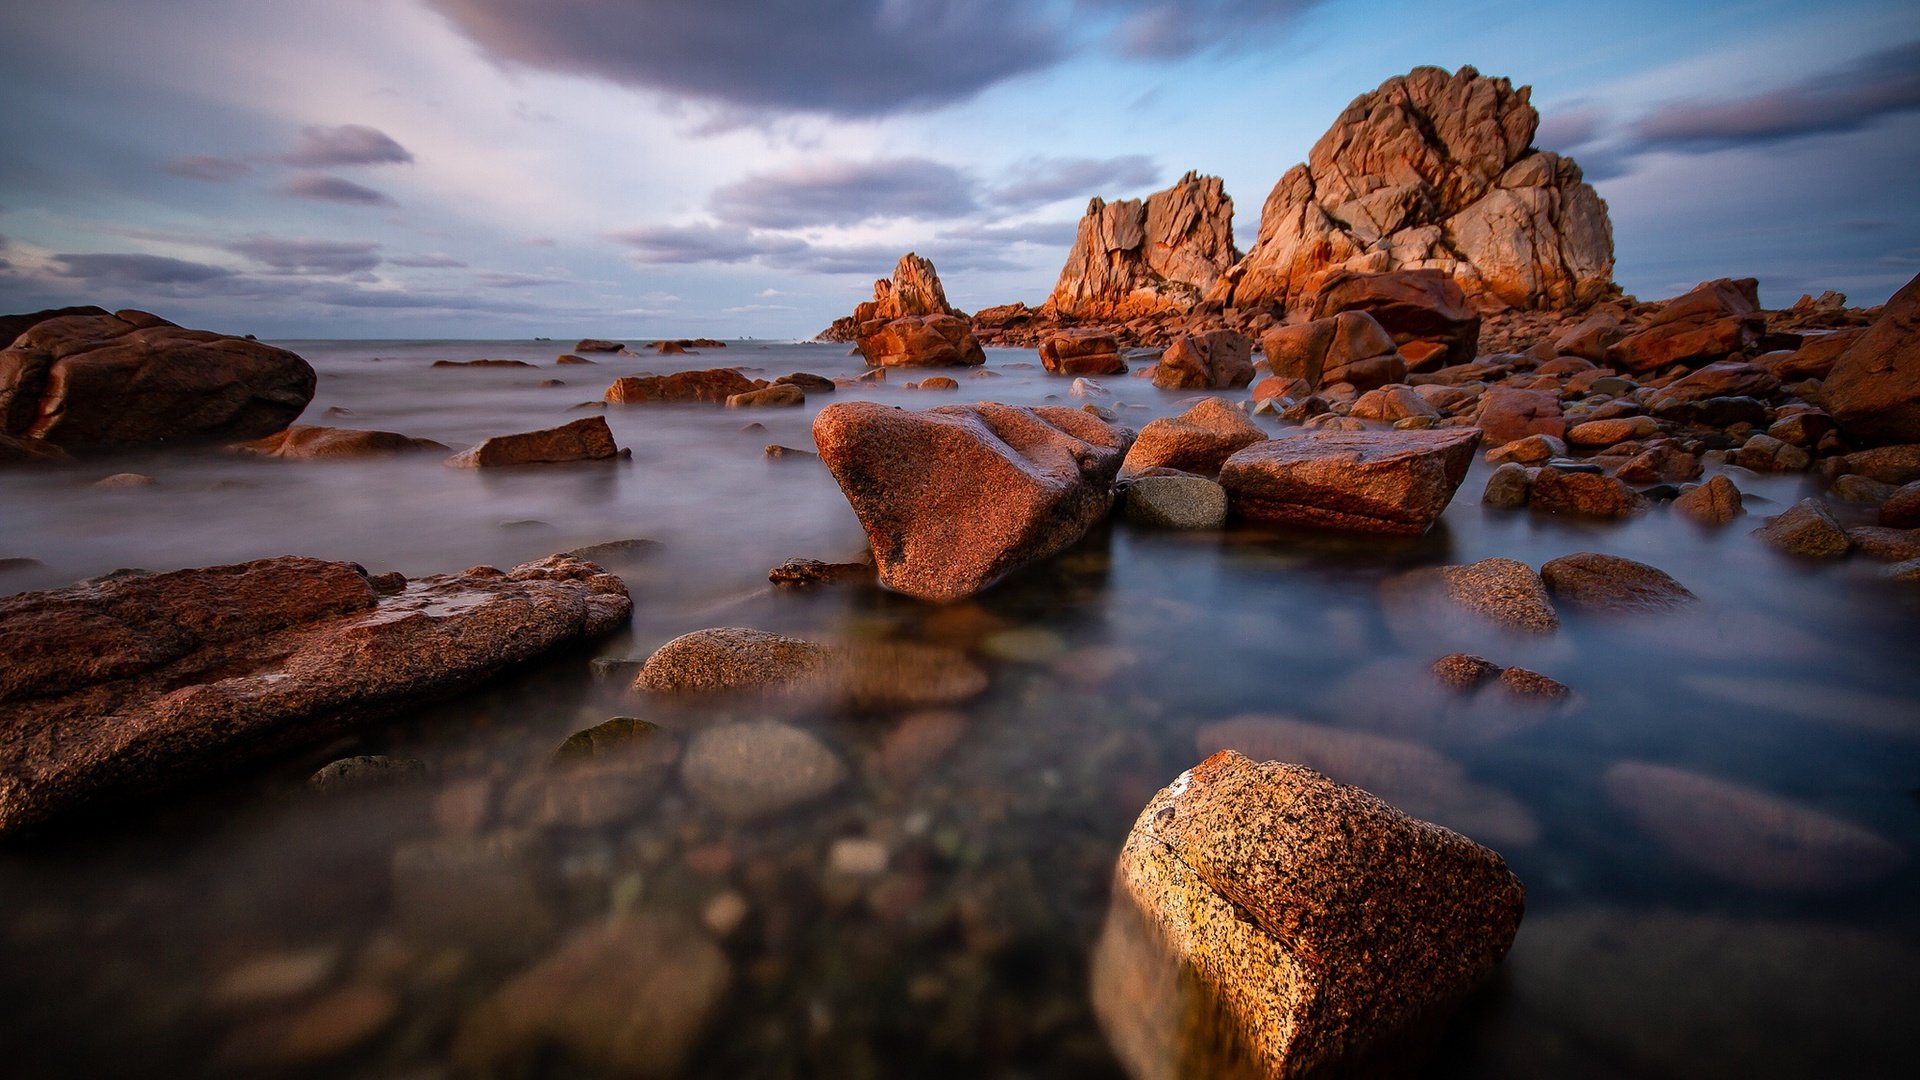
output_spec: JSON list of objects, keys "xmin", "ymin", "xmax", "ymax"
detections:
[
  {"xmin": 1218, "ymin": 428, "xmax": 1480, "ymax": 535},
  {"xmin": 813, "ymin": 401, "xmax": 1133, "ymax": 601},
  {"xmin": 0, "ymin": 554, "xmax": 631, "ymax": 835}
]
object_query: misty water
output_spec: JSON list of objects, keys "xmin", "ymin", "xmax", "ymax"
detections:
[{"xmin": 2, "ymin": 340, "xmax": 1917, "ymax": 1079}]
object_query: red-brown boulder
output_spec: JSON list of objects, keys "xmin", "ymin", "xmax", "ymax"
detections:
[
  {"xmin": 604, "ymin": 369, "xmax": 757, "ymax": 404},
  {"xmin": 1218, "ymin": 428, "xmax": 1480, "ymax": 534},
  {"xmin": 856, "ymin": 314, "xmax": 986, "ymax": 368},
  {"xmin": 1608, "ymin": 279, "xmax": 1763, "ymax": 373},
  {"xmin": 1310, "ymin": 269, "xmax": 1481, "ymax": 368},
  {"xmin": 1039, "ymin": 329, "xmax": 1126, "ymax": 376},
  {"xmin": 1262, "ymin": 311, "xmax": 1406, "ymax": 391},
  {"xmin": 1153, "ymin": 329, "xmax": 1254, "ymax": 390},
  {"xmin": 1822, "ymin": 273, "xmax": 1920, "ymax": 446}
]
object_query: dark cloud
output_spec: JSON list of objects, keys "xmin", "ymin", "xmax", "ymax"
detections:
[
  {"xmin": 1092, "ymin": 0, "xmax": 1316, "ymax": 59},
  {"xmin": 52, "ymin": 252, "xmax": 235, "ymax": 286},
  {"xmin": 473, "ymin": 271, "xmax": 573, "ymax": 288},
  {"xmin": 608, "ymin": 218, "xmax": 1051, "ymax": 276},
  {"xmin": 282, "ymin": 174, "xmax": 398, "ymax": 206},
  {"xmin": 424, "ymin": 0, "xmax": 1061, "ymax": 118},
  {"xmin": 709, "ymin": 159, "xmax": 980, "ymax": 229},
  {"xmin": 1536, "ymin": 105, "xmax": 1607, "ymax": 152},
  {"xmin": 227, "ymin": 235, "xmax": 382, "ymax": 276},
  {"xmin": 283, "ymin": 124, "xmax": 415, "ymax": 166},
  {"xmin": 611, "ymin": 223, "xmax": 808, "ymax": 265},
  {"xmin": 163, "ymin": 155, "xmax": 252, "ymax": 182},
  {"xmin": 1631, "ymin": 40, "xmax": 1920, "ymax": 150},
  {"xmin": 387, "ymin": 253, "xmax": 469, "ymax": 268},
  {"xmin": 990, "ymin": 154, "xmax": 1161, "ymax": 209}
]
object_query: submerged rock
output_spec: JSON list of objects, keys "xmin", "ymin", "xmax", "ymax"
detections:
[
  {"xmin": 1383, "ymin": 556, "xmax": 1561, "ymax": 634},
  {"xmin": 234, "ymin": 425, "xmax": 448, "ymax": 458},
  {"xmin": 1539, "ymin": 552, "xmax": 1696, "ymax": 613},
  {"xmin": 0, "ymin": 554, "xmax": 631, "ymax": 835},
  {"xmin": 635, "ymin": 627, "xmax": 986, "ymax": 711},
  {"xmin": 445, "ymin": 416, "xmax": 620, "ymax": 467},
  {"xmin": 1123, "ymin": 474, "xmax": 1229, "ymax": 529},
  {"xmin": 633, "ymin": 627, "xmax": 835, "ymax": 694},
  {"xmin": 1217, "ymin": 428, "xmax": 1479, "ymax": 535},
  {"xmin": 604, "ymin": 369, "xmax": 756, "ymax": 404},
  {"xmin": 307, "ymin": 755, "xmax": 428, "ymax": 794},
  {"xmin": 812, "ymin": 401, "xmax": 1133, "ymax": 601},
  {"xmin": 681, "ymin": 719, "xmax": 847, "ymax": 822},
  {"xmin": 1091, "ymin": 750, "xmax": 1526, "ymax": 1080}
]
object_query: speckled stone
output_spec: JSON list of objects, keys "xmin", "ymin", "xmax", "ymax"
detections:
[
  {"xmin": 1481, "ymin": 462, "xmax": 1533, "ymax": 508},
  {"xmin": 632, "ymin": 627, "xmax": 834, "ymax": 693},
  {"xmin": 1383, "ymin": 557, "xmax": 1560, "ymax": 634},
  {"xmin": 634, "ymin": 628, "xmax": 986, "ymax": 710},
  {"xmin": 1123, "ymin": 475, "xmax": 1230, "ymax": 529},
  {"xmin": 1431, "ymin": 652, "xmax": 1503, "ymax": 691},
  {"xmin": 1091, "ymin": 751, "xmax": 1525, "ymax": 1080},
  {"xmin": 812, "ymin": 401, "xmax": 1134, "ymax": 601},
  {"xmin": 1529, "ymin": 468, "xmax": 1649, "ymax": 519},
  {"xmin": 1672, "ymin": 474, "xmax": 1744, "ymax": 525},
  {"xmin": 1217, "ymin": 428, "xmax": 1480, "ymax": 535},
  {"xmin": 1753, "ymin": 498, "xmax": 1852, "ymax": 558},
  {"xmin": 1120, "ymin": 397, "xmax": 1266, "ymax": 477},
  {"xmin": 680, "ymin": 719, "xmax": 847, "ymax": 822},
  {"xmin": 1845, "ymin": 525, "xmax": 1920, "ymax": 562},
  {"xmin": 1540, "ymin": 552, "xmax": 1696, "ymax": 614}
]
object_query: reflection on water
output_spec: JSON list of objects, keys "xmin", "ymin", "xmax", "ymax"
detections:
[{"xmin": 1, "ymin": 339, "xmax": 1918, "ymax": 1078}]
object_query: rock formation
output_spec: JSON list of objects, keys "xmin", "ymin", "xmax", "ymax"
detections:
[
  {"xmin": 819, "ymin": 252, "xmax": 963, "ymax": 342},
  {"xmin": 0, "ymin": 308, "xmax": 315, "ymax": 451},
  {"xmin": 855, "ymin": 314, "xmax": 986, "ymax": 368},
  {"xmin": 1044, "ymin": 171, "xmax": 1238, "ymax": 321},
  {"xmin": 1211, "ymin": 65, "xmax": 1614, "ymax": 314},
  {"xmin": 1822, "ymin": 272, "xmax": 1920, "ymax": 445}
]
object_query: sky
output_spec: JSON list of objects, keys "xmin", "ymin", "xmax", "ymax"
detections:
[{"xmin": 0, "ymin": 0, "xmax": 1915, "ymax": 340}]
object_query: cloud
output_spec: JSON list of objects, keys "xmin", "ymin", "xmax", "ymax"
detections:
[
  {"xmin": 163, "ymin": 155, "xmax": 252, "ymax": 182},
  {"xmin": 1630, "ymin": 40, "xmax": 1920, "ymax": 150},
  {"xmin": 51, "ymin": 252, "xmax": 235, "ymax": 286},
  {"xmin": 990, "ymin": 154, "xmax": 1161, "ymax": 209},
  {"xmin": 1536, "ymin": 105, "xmax": 1608, "ymax": 152},
  {"xmin": 281, "ymin": 174, "xmax": 398, "ymax": 206},
  {"xmin": 709, "ymin": 158, "xmax": 980, "ymax": 229},
  {"xmin": 227, "ymin": 235, "xmax": 382, "ymax": 276},
  {"xmin": 387, "ymin": 253, "xmax": 468, "ymax": 268},
  {"xmin": 423, "ymin": 0, "xmax": 1062, "ymax": 119},
  {"xmin": 283, "ymin": 124, "xmax": 415, "ymax": 166},
  {"xmin": 611, "ymin": 222, "xmax": 808, "ymax": 265},
  {"xmin": 473, "ymin": 270, "xmax": 573, "ymax": 288},
  {"xmin": 1093, "ymin": 0, "xmax": 1316, "ymax": 59}
]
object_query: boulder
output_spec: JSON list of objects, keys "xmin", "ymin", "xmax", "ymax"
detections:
[
  {"xmin": 819, "ymin": 252, "xmax": 965, "ymax": 341},
  {"xmin": 0, "ymin": 554, "xmax": 631, "ymax": 834},
  {"xmin": 1218, "ymin": 428, "xmax": 1480, "ymax": 534},
  {"xmin": 1880, "ymin": 482, "xmax": 1920, "ymax": 528},
  {"xmin": 1821, "ymin": 271, "xmax": 1920, "ymax": 445},
  {"xmin": 1382, "ymin": 557, "xmax": 1560, "ymax": 634},
  {"xmin": 1120, "ymin": 397, "xmax": 1266, "ymax": 477},
  {"xmin": 1309, "ymin": 269, "xmax": 1482, "ymax": 367},
  {"xmin": 1753, "ymin": 498, "xmax": 1851, "ymax": 558},
  {"xmin": 855, "ymin": 314, "xmax": 986, "ymax": 368},
  {"xmin": 1152, "ymin": 329, "xmax": 1254, "ymax": 390},
  {"xmin": 1261, "ymin": 311, "xmax": 1406, "ymax": 391},
  {"xmin": 812, "ymin": 401, "xmax": 1133, "ymax": 600},
  {"xmin": 445, "ymin": 416, "xmax": 620, "ymax": 467},
  {"xmin": 1209, "ymin": 66, "xmax": 1613, "ymax": 314},
  {"xmin": 1045, "ymin": 171, "xmax": 1238, "ymax": 321},
  {"xmin": 233, "ymin": 425, "xmax": 448, "ymax": 459},
  {"xmin": 573, "ymin": 338, "xmax": 623, "ymax": 352},
  {"xmin": 1539, "ymin": 552, "xmax": 1695, "ymax": 613},
  {"xmin": 0, "ymin": 304, "xmax": 111, "ymax": 347},
  {"xmin": 1123, "ymin": 475, "xmax": 1229, "ymax": 529},
  {"xmin": 1039, "ymin": 329, "xmax": 1126, "ymax": 376},
  {"xmin": 0, "ymin": 309, "xmax": 314, "ymax": 450},
  {"xmin": 633, "ymin": 627, "xmax": 834, "ymax": 694},
  {"xmin": 604, "ymin": 369, "xmax": 756, "ymax": 404},
  {"xmin": 1608, "ymin": 279, "xmax": 1763, "ymax": 373},
  {"xmin": 1528, "ymin": 468, "xmax": 1648, "ymax": 519},
  {"xmin": 1476, "ymin": 386, "xmax": 1564, "ymax": 445},
  {"xmin": 1671, "ymin": 475, "xmax": 1744, "ymax": 526},
  {"xmin": 1349, "ymin": 385, "xmax": 1438, "ymax": 422},
  {"xmin": 1091, "ymin": 750, "xmax": 1525, "ymax": 1080},
  {"xmin": 1767, "ymin": 327, "xmax": 1865, "ymax": 380},
  {"xmin": 724, "ymin": 384, "xmax": 805, "ymax": 408}
]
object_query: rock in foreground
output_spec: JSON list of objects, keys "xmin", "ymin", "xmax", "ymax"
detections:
[
  {"xmin": 813, "ymin": 401, "xmax": 1133, "ymax": 600},
  {"xmin": 1218, "ymin": 428, "xmax": 1479, "ymax": 534},
  {"xmin": 1092, "ymin": 751, "xmax": 1525, "ymax": 1080},
  {"xmin": 0, "ymin": 555, "xmax": 631, "ymax": 834},
  {"xmin": 0, "ymin": 308, "xmax": 314, "ymax": 450}
]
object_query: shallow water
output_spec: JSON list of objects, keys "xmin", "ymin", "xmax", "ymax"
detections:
[{"xmin": 1, "ymin": 340, "xmax": 1917, "ymax": 1079}]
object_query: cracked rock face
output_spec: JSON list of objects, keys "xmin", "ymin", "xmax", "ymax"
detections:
[
  {"xmin": 1045, "ymin": 171, "xmax": 1240, "ymax": 321},
  {"xmin": 0, "ymin": 554, "xmax": 632, "ymax": 834},
  {"xmin": 1210, "ymin": 65, "xmax": 1614, "ymax": 314},
  {"xmin": 1091, "ymin": 750, "xmax": 1526, "ymax": 1080}
]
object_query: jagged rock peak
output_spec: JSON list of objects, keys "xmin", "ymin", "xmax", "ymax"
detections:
[
  {"xmin": 1044, "ymin": 170, "xmax": 1239, "ymax": 321},
  {"xmin": 817, "ymin": 252, "xmax": 962, "ymax": 341},
  {"xmin": 1212, "ymin": 65, "xmax": 1616, "ymax": 315}
]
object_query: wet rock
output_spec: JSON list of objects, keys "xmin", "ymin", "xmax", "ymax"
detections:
[
  {"xmin": 1753, "ymin": 498, "xmax": 1851, "ymax": 558},
  {"xmin": 1481, "ymin": 462, "xmax": 1533, "ymax": 508},
  {"xmin": 1648, "ymin": 360, "xmax": 1780, "ymax": 407},
  {"xmin": 549, "ymin": 716, "xmax": 668, "ymax": 767},
  {"xmin": 1608, "ymin": 279, "xmax": 1763, "ymax": 373},
  {"xmin": 0, "ymin": 309, "xmax": 315, "ymax": 450},
  {"xmin": 1153, "ymin": 329, "xmax": 1254, "ymax": 390},
  {"xmin": 914, "ymin": 376, "xmax": 960, "ymax": 391},
  {"xmin": 1092, "ymin": 749, "xmax": 1525, "ymax": 1080},
  {"xmin": 1539, "ymin": 552, "xmax": 1695, "ymax": 614},
  {"xmin": 633, "ymin": 627, "xmax": 834, "ymax": 694},
  {"xmin": 1845, "ymin": 525, "xmax": 1920, "ymax": 562},
  {"xmin": 1431, "ymin": 652, "xmax": 1503, "ymax": 691},
  {"xmin": 1672, "ymin": 474, "xmax": 1744, "ymax": 525},
  {"xmin": 445, "ymin": 416, "xmax": 620, "ymax": 467},
  {"xmin": 1383, "ymin": 557, "xmax": 1560, "ymax": 634},
  {"xmin": 1528, "ymin": 468, "xmax": 1648, "ymax": 519},
  {"xmin": 1611, "ymin": 442, "xmax": 1702, "ymax": 485},
  {"xmin": 555, "ymin": 353, "xmax": 595, "ymax": 365},
  {"xmin": 1261, "ymin": 311, "xmax": 1406, "ymax": 392},
  {"xmin": 93, "ymin": 472, "xmax": 155, "ymax": 488},
  {"xmin": 764, "ymin": 444, "xmax": 817, "ymax": 460},
  {"xmin": 1887, "ymin": 557, "xmax": 1920, "ymax": 582},
  {"xmin": 1477, "ymin": 387, "xmax": 1564, "ymax": 446},
  {"xmin": 453, "ymin": 913, "xmax": 729, "ymax": 1079},
  {"xmin": 1039, "ymin": 329, "xmax": 1126, "ymax": 376},
  {"xmin": 604, "ymin": 369, "xmax": 757, "ymax": 404},
  {"xmin": 233, "ymin": 425, "xmax": 448, "ymax": 458},
  {"xmin": 0, "ymin": 554, "xmax": 629, "ymax": 835},
  {"xmin": 1603, "ymin": 761, "xmax": 1905, "ymax": 892},
  {"xmin": 681, "ymin": 719, "xmax": 846, "ymax": 822},
  {"xmin": 857, "ymin": 314, "xmax": 986, "ymax": 368},
  {"xmin": 724, "ymin": 383, "xmax": 805, "ymax": 408},
  {"xmin": 1821, "ymin": 271, "xmax": 1920, "ymax": 445},
  {"xmin": 1120, "ymin": 397, "xmax": 1266, "ymax": 477},
  {"xmin": 635, "ymin": 628, "xmax": 984, "ymax": 711},
  {"xmin": 812, "ymin": 401, "xmax": 1132, "ymax": 601},
  {"xmin": 510, "ymin": 721, "xmax": 681, "ymax": 829},
  {"xmin": 1831, "ymin": 474, "xmax": 1897, "ymax": 504},
  {"xmin": 1218, "ymin": 428, "xmax": 1479, "ymax": 535},
  {"xmin": 1497, "ymin": 666, "xmax": 1570, "ymax": 702},
  {"xmin": 1829, "ymin": 443, "xmax": 1920, "ymax": 486},
  {"xmin": 307, "ymin": 755, "xmax": 428, "ymax": 794},
  {"xmin": 769, "ymin": 558, "xmax": 871, "ymax": 588},
  {"xmin": 1123, "ymin": 474, "xmax": 1229, "ymax": 529},
  {"xmin": 432, "ymin": 358, "xmax": 534, "ymax": 368},
  {"xmin": 775, "ymin": 372, "xmax": 835, "ymax": 394}
]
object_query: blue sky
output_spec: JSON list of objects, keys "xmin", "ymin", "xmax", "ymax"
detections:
[{"xmin": 0, "ymin": 0, "xmax": 1914, "ymax": 339}]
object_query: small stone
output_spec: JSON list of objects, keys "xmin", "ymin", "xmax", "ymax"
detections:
[
  {"xmin": 307, "ymin": 755, "xmax": 428, "ymax": 794},
  {"xmin": 1672, "ymin": 474, "xmax": 1744, "ymax": 525},
  {"xmin": 1496, "ymin": 666, "xmax": 1569, "ymax": 701},
  {"xmin": 1481, "ymin": 462, "xmax": 1533, "ymax": 508},
  {"xmin": 769, "ymin": 558, "xmax": 871, "ymax": 588},
  {"xmin": 1431, "ymin": 652, "xmax": 1503, "ymax": 691},
  {"xmin": 827, "ymin": 837, "xmax": 889, "ymax": 877}
]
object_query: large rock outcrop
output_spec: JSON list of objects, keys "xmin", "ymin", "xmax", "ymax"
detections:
[
  {"xmin": 1091, "ymin": 750, "xmax": 1525, "ymax": 1080},
  {"xmin": 812, "ymin": 401, "xmax": 1133, "ymax": 600},
  {"xmin": 1210, "ymin": 66, "xmax": 1614, "ymax": 314},
  {"xmin": 1822, "ymin": 272, "xmax": 1920, "ymax": 445},
  {"xmin": 0, "ymin": 554, "xmax": 631, "ymax": 834},
  {"xmin": 818, "ymin": 252, "xmax": 964, "ymax": 342},
  {"xmin": 0, "ymin": 308, "xmax": 315, "ymax": 450},
  {"xmin": 1044, "ymin": 171, "xmax": 1239, "ymax": 321}
]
